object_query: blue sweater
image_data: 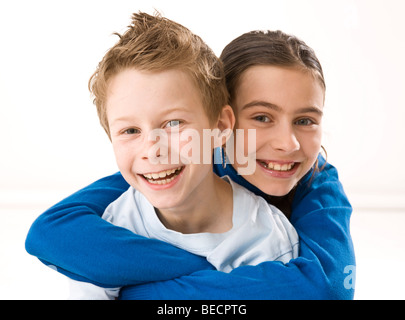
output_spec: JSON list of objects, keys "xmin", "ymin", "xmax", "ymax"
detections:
[{"xmin": 25, "ymin": 155, "xmax": 355, "ymax": 299}]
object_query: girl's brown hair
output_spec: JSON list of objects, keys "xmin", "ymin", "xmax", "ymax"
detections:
[{"xmin": 220, "ymin": 30, "xmax": 325, "ymax": 105}]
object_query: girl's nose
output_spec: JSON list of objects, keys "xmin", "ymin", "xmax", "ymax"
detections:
[{"xmin": 270, "ymin": 123, "xmax": 300, "ymax": 154}]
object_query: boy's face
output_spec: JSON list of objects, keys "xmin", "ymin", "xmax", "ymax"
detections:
[{"xmin": 106, "ymin": 68, "xmax": 216, "ymax": 210}]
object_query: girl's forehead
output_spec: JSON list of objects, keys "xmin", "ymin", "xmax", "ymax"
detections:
[
  {"xmin": 235, "ymin": 65, "xmax": 325, "ymax": 109},
  {"xmin": 239, "ymin": 65, "xmax": 318, "ymax": 84}
]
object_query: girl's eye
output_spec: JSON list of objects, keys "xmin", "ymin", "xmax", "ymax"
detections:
[
  {"xmin": 253, "ymin": 115, "xmax": 270, "ymax": 123},
  {"xmin": 295, "ymin": 118, "xmax": 315, "ymax": 126},
  {"xmin": 165, "ymin": 120, "xmax": 181, "ymax": 128}
]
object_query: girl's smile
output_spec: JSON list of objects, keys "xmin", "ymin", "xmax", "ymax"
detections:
[{"xmin": 256, "ymin": 160, "xmax": 301, "ymax": 178}]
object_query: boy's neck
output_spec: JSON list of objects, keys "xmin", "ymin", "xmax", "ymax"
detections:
[{"xmin": 155, "ymin": 174, "xmax": 233, "ymax": 234}]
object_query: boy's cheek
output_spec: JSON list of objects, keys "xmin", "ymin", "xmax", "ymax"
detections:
[{"xmin": 112, "ymin": 145, "xmax": 134, "ymax": 175}]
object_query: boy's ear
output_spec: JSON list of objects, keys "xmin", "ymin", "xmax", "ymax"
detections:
[{"xmin": 215, "ymin": 105, "xmax": 235, "ymax": 147}]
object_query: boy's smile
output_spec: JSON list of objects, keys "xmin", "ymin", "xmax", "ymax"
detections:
[
  {"xmin": 140, "ymin": 166, "xmax": 184, "ymax": 185},
  {"xmin": 139, "ymin": 166, "xmax": 185, "ymax": 190}
]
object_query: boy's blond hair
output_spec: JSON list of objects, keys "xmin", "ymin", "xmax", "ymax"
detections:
[{"xmin": 89, "ymin": 12, "xmax": 229, "ymax": 138}]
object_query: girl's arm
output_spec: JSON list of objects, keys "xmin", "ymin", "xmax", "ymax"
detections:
[
  {"xmin": 120, "ymin": 207, "xmax": 354, "ymax": 299},
  {"xmin": 25, "ymin": 172, "xmax": 213, "ymax": 288},
  {"xmin": 118, "ymin": 161, "xmax": 356, "ymax": 300}
]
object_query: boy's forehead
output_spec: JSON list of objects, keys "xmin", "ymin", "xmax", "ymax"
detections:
[
  {"xmin": 107, "ymin": 68, "xmax": 200, "ymax": 100},
  {"xmin": 106, "ymin": 69, "xmax": 207, "ymax": 122}
]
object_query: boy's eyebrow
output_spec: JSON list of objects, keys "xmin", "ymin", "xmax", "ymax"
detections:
[
  {"xmin": 109, "ymin": 116, "xmax": 134, "ymax": 125},
  {"xmin": 241, "ymin": 100, "xmax": 323, "ymax": 116},
  {"xmin": 109, "ymin": 106, "xmax": 192, "ymax": 125}
]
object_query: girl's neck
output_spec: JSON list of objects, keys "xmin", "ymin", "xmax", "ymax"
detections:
[{"xmin": 155, "ymin": 174, "xmax": 233, "ymax": 234}]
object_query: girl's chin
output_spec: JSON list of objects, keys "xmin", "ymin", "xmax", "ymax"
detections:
[
  {"xmin": 244, "ymin": 174, "xmax": 297, "ymax": 197},
  {"xmin": 261, "ymin": 185, "xmax": 293, "ymax": 197}
]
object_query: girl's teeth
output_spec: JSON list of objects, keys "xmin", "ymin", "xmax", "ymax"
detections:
[{"xmin": 262, "ymin": 162, "xmax": 294, "ymax": 171}]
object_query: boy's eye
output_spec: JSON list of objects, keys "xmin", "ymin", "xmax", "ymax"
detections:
[
  {"xmin": 165, "ymin": 120, "xmax": 181, "ymax": 128},
  {"xmin": 123, "ymin": 128, "xmax": 140, "ymax": 135}
]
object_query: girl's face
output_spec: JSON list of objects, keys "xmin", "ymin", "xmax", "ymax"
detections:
[{"xmin": 233, "ymin": 65, "xmax": 325, "ymax": 196}]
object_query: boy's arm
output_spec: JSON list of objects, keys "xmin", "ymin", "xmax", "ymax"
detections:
[{"xmin": 25, "ymin": 172, "xmax": 213, "ymax": 287}]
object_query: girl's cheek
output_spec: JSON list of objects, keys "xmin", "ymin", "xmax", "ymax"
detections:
[{"xmin": 301, "ymin": 133, "xmax": 322, "ymax": 164}]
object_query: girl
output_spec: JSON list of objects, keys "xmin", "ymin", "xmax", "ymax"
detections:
[{"xmin": 26, "ymin": 28, "xmax": 355, "ymax": 299}]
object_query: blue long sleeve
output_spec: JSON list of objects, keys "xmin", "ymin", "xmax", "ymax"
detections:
[
  {"xmin": 119, "ymin": 162, "xmax": 355, "ymax": 299},
  {"xmin": 25, "ymin": 173, "xmax": 213, "ymax": 287}
]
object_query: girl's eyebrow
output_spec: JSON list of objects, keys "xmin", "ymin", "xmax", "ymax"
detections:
[
  {"xmin": 296, "ymin": 106, "xmax": 323, "ymax": 116},
  {"xmin": 241, "ymin": 100, "xmax": 281, "ymax": 112},
  {"xmin": 242, "ymin": 100, "xmax": 323, "ymax": 116}
]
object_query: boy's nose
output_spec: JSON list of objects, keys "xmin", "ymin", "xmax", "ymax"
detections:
[{"xmin": 141, "ymin": 129, "xmax": 169, "ymax": 163}]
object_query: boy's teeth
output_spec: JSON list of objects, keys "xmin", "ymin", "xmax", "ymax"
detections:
[
  {"xmin": 147, "ymin": 176, "xmax": 177, "ymax": 185},
  {"xmin": 142, "ymin": 167, "xmax": 182, "ymax": 183}
]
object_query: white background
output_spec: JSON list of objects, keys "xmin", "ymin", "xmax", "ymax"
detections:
[{"xmin": 1, "ymin": 0, "xmax": 404, "ymax": 299}]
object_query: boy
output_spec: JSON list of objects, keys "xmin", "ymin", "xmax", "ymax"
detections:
[{"xmin": 69, "ymin": 12, "xmax": 298, "ymax": 299}]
